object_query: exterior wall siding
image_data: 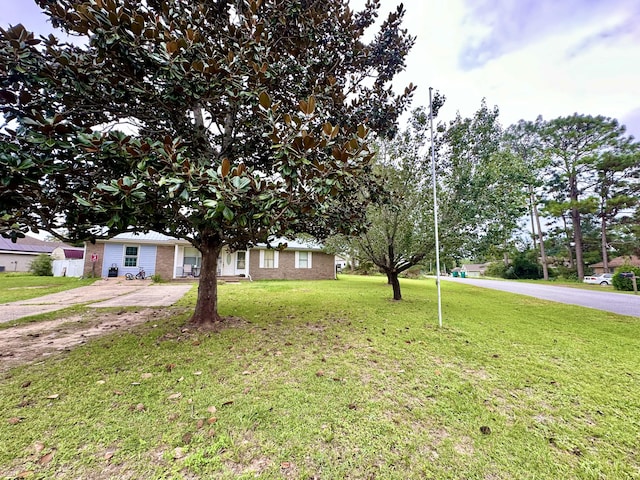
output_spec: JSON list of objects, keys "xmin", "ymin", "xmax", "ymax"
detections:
[
  {"xmin": 0, "ymin": 252, "xmax": 40, "ymax": 273},
  {"xmin": 249, "ymin": 249, "xmax": 335, "ymax": 280},
  {"xmin": 101, "ymin": 243, "xmax": 157, "ymax": 277},
  {"xmin": 83, "ymin": 240, "xmax": 335, "ymax": 281}
]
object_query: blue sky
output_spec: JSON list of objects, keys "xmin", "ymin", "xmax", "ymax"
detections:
[{"xmin": 2, "ymin": 0, "xmax": 639, "ymax": 137}]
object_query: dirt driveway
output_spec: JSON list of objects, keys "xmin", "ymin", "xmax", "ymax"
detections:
[
  {"xmin": 0, "ymin": 280, "xmax": 195, "ymax": 373},
  {"xmin": 1, "ymin": 279, "xmax": 194, "ymax": 323}
]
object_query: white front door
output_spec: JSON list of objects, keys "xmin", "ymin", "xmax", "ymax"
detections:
[
  {"xmin": 217, "ymin": 248, "xmax": 247, "ymax": 276},
  {"xmin": 219, "ymin": 248, "xmax": 235, "ymax": 276}
]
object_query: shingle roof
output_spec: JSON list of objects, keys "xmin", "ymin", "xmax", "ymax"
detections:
[
  {"xmin": 102, "ymin": 231, "xmax": 325, "ymax": 251},
  {"xmin": 0, "ymin": 235, "xmax": 60, "ymax": 253},
  {"xmin": 255, "ymin": 237, "xmax": 325, "ymax": 251},
  {"xmin": 109, "ymin": 231, "xmax": 187, "ymax": 244},
  {"xmin": 590, "ymin": 255, "xmax": 640, "ymax": 268},
  {"xmin": 63, "ymin": 248, "xmax": 84, "ymax": 259}
]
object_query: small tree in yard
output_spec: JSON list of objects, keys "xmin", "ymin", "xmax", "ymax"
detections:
[
  {"xmin": 29, "ymin": 254, "xmax": 53, "ymax": 276},
  {"xmin": 0, "ymin": 0, "xmax": 416, "ymax": 326},
  {"xmin": 357, "ymin": 106, "xmax": 442, "ymax": 300}
]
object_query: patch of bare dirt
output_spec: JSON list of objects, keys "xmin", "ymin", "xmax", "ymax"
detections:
[{"xmin": 0, "ymin": 308, "xmax": 182, "ymax": 374}]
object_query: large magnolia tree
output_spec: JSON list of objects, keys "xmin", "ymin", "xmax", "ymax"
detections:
[{"xmin": 0, "ymin": 0, "xmax": 416, "ymax": 326}]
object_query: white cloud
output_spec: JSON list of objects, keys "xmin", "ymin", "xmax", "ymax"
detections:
[
  {"xmin": 1, "ymin": 0, "xmax": 639, "ymax": 137},
  {"xmin": 378, "ymin": 0, "xmax": 640, "ymax": 137}
]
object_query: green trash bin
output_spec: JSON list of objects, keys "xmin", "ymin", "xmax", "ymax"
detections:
[
  {"xmin": 452, "ymin": 271, "xmax": 459, "ymax": 277},
  {"xmin": 460, "ymin": 271, "xmax": 466, "ymax": 278}
]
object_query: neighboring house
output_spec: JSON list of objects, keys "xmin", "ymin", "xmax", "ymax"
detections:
[
  {"xmin": 83, "ymin": 232, "xmax": 336, "ymax": 280},
  {"xmin": 0, "ymin": 235, "xmax": 67, "ymax": 273},
  {"xmin": 590, "ymin": 255, "xmax": 640, "ymax": 274},
  {"xmin": 462, "ymin": 263, "xmax": 487, "ymax": 278}
]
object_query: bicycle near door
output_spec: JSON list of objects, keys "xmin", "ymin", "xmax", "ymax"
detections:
[{"xmin": 125, "ymin": 267, "xmax": 146, "ymax": 280}]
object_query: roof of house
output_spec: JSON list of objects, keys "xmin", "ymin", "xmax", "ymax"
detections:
[
  {"xmin": 0, "ymin": 235, "xmax": 62, "ymax": 254},
  {"xmin": 590, "ymin": 255, "xmax": 640, "ymax": 268},
  {"xmin": 63, "ymin": 248, "xmax": 85, "ymax": 259},
  {"xmin": 101, "ymin": 231, "xmax": 326, "ymax": 251},
  {"xmin": 462, "ymin": 263, "xmax": 486, "ymax": 272},
  {"xmin": 105, "ymin": 231, "xmax": 190, "ymax": 245},
  {"xmin": 254, "ymin": 237, "xmax": 325, "ymax": 252}
]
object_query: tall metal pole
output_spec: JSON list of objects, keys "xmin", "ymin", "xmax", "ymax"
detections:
[{"xmin": 429, "ymin": 87, "xmax": 443, "ymax": 328}]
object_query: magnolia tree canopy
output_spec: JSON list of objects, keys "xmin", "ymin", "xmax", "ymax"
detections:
[{"xmin": 0, "ymin": 0, "xmax": 416, "ymax": 325}]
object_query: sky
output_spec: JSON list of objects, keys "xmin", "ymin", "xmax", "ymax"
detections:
[{"xmin": 1, "ymin": 0, "xmax": 639, "ymax": 138}]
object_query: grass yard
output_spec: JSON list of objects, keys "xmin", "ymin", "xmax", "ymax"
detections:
[
  {"xmin": 0, "ymin": 273, "xmax": 97, "ymax": 303},
  {"xmin": 0, "ymin": 275, "xmax": 638, "ymax": 479}
]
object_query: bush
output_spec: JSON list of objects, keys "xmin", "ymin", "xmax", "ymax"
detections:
[
  {"xmin": 484, "ymin": 262, "xmax": 507, "ymax": 278},
  {"xmin": 29, "ymin": 254, "xmax": 53, "ymax": 276},
  {"xmin": 399, "ymin": 265, "xmax": 423, "ymax": 279},
  {"xmin": 552, "ymin": 265, "xmax": 578, "ymax": 281},
  {"xmin": 150, "ymin": 274, "xmax": 164, "ymax": 283},
  {"xmin": 612, "ymin": 265, "xmax": 640, "ymax": 291},
  {"xmin": 353, "ymin": 261, "xmax": 377, "ymax": 276},
  {"xmin": 506, "ymin": 252, "xmax": 543, "ymax": 279}
]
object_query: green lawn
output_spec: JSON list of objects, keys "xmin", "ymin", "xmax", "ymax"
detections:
[
  {"xmin": 0, "ymin": 273, "xmax": 97, "ymax": 303},
  {"xmin": 1, "ymin": 275, "xmax": 638, "ymax": 479}
]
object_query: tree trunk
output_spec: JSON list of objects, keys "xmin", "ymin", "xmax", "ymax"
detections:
[
  {"xmin": 569, "ymin": 176, "xmax": 585, "ymax": 279},
  {"xmin": 531, "ymin": 192, "xmax": 549, "ymax": 280},
  {"xmin": 569, "ymin": 175, "xmax": 584, "ymax": 282},
  {"xmin": 389, "ymin": 271, "xmax": 402, "ymax": 300},
  {"xmin": 601, "ymin": 213, "xmax": 610, "ymax": 273},
  {"xmin": 528, "ymin": 187, "xmax": 538, "ymax": 251},
  {"xmin": 190, "ymin": 238, "xmax": 223, "ymax": 327},
  {"xmin": 572, "ymin": 206, "xmax": 585, "ymax": 279},
  {"xmin": 561, "ymin": 215, "xmax": 575, "ymax": 269}
]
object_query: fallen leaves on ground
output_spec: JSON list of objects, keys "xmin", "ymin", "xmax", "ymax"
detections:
[{"xmin": 39, "ymin": 450, "xmax": 55, "ymax": 465}]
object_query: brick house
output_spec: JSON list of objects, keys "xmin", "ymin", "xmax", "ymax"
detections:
[
  {"xmin": 83, "ymin": 232, "xmax": 336, "ymax": 281},
  {"xmin": 589, "ymin": 255, "xmax": 640, "ymax": 274}
]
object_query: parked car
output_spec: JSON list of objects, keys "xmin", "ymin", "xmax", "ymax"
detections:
[{"xmin": 583, "ymin": 273, "xmax": 613, "ymax": 286}]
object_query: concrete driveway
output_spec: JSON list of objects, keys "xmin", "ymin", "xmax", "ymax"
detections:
[
  {"xmin": 442, "ymin": 276, "xmax": 640, "ymax": 317},
  {"xmin": 1, "ymin": 279, "xmax": 194, "ymax": 323}
]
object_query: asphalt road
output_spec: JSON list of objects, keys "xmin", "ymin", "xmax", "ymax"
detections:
[{"xmin": 442, "ymin": 276, "xmax": 640, "ymax": 317}]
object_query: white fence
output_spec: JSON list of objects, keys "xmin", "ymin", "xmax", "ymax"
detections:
[{"xmin": 52, "ymin": 259, "xmax": 85, "ymax": 278}]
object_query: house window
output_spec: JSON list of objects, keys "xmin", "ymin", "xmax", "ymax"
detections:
[
  {"xmin": 259, "ymin": 249, "xmax": 278, "ymax": 268},
  {"xmin": 124, "ymin": 245, "xmax": 139, "ymax": 267},
  {"xmin": 295, "ymin": 251, "xmax": 312, "ymax": 269},
  {"xmin": 183, "ymin": 247, "xmax": 202, "ymax": 267},
  {"xmin": 236, "ymin": 251, "xmax": 246, "ymax": 270},
  {"xmin": 264, "ymin": 250, "xmax": 275, "ymax": 268}
]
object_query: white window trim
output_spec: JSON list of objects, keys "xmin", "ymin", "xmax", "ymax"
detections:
[
  {"xmin": 236, "ymin": 251, "xmax": 247, "ymax": 270},
  {"xmin": 295, "ymin": 251, "xmax": 313, "ymax": 269},
  {"xmin": 259, "ymin": 249, "xmax": 279, "ymax": 268},
  {"xmin": 123, "ymin": 244, "xmax": 140, "ymax": 267}
]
